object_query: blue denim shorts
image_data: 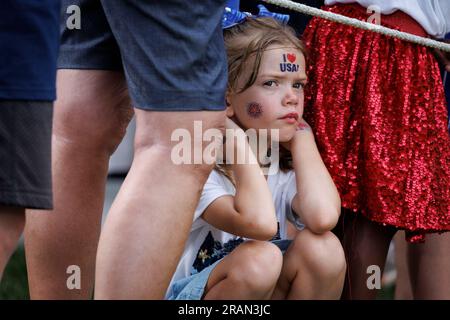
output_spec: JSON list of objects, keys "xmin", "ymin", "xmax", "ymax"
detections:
[
  {"xmin": 167, "ymin": 260, "xmax": 221, "ymax": 300},
  {"xmin": 58, "ymin": 0, "xmax": 227, "ymax": 111},
  {"xmin": 167, "ymin": 239, "xmax": 292, "ymax": 300},
  {"xmin": 271, "ymin": 239, "xmax": 292, "ymax": 253}
]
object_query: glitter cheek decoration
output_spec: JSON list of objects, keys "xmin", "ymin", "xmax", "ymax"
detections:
[{"xmin": 247, "ymin": 102, "xmax": 263, "ymax": 119}]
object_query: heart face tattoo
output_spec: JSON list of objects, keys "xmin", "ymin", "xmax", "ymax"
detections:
[
  {"xmin": 280, "ymin": 53, "xmax": 299, "ymax": 72},
  {"xmin": 247, "ymin": 102, "xmax": 263, "ymax": 118}
]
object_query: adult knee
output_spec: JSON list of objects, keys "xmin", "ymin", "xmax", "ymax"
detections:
[
  {"xmin": 228, "ymin": 241, "xmax": 283, "ymax": 292},
  {"xmin": 54, "ymin": 71, "xmax": 132, "ymax": 155},
  {"xmin": 133, "ymin": 110, "xmax": 226, "ymax": 181}
]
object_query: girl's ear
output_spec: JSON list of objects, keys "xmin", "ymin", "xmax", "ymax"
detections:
[
  {"xmin": 226, "ymin": 106, "xmax": 234, "ymax": 118},
  {"xmin": 225, "ymin": 93, "xmax": 234, "ymax": 118}
]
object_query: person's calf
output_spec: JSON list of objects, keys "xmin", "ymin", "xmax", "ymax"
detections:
[
  {"xmin": 0, "ymin": 206, "xmax": 25, "ymax": 279},
  {"xmin": 339, "ymin": 212, "xmax": 396, "ymax": 300},
  {"xmin": 407, "ymin": 232, "xmax": 450, "ymax": 299}
]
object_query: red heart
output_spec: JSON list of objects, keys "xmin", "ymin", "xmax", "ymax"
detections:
[{"xmin": 287, "ymin": 53, "xmax": 296, "ymax": 63}]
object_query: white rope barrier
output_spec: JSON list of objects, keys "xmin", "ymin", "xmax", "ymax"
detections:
[{"xmin": 262, "ymin": 0, "xmax": 450, "ymax": 52}]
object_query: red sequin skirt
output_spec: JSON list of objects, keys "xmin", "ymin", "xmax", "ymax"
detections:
[{"xmin": 303, "ymin": 4, "xmax": 450, "ymax": 242}]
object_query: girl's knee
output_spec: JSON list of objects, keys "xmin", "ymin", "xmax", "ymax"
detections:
[
  {"xmin": 292, "ymin": 230, "xmax": 346, "ymax": 279},
  {"xmin": 228, "ymin": 241, "xmax": 282, "ymax": 290}
]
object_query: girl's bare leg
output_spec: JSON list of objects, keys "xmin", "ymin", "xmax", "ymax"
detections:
[
  {"xmin": 407, "ymin": 232, "xmax": 450, "ymax": 299},
  {"xmin": 394, "ymin": 231, "xmax": 413, "ymax": 299},
  {"xmin": 272, "ymin": 229, "xmax": 346, "ymax": 300},
  {"xmin": 204, "ymin": 241, "xmax": 283, "ymax": 300},
  {"xmin": 335, "ymin": 209, "xmax": 397, "ymax": 300}
]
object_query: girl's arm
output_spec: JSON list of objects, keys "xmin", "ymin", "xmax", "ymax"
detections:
[
  {"xmin": 202, "ymin": 119, "xmax": 278, "ymax": 240},
  {"xmin": 288, "ymin": 120, "xmax": 341, "ymax": 234}
]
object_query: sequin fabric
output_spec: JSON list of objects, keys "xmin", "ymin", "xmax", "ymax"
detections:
[{"xmin": 303, "ymin": 4, "xmax": 450, "ymax": 242}]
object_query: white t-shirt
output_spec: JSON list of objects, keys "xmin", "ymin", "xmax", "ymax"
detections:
[
  {"xmin": 325, "ymin": 0, "xmax": 450, "ymax": 38},
  {"xmin": 165, "ymin": 168, "xmax": 304, "ymax": 299}
]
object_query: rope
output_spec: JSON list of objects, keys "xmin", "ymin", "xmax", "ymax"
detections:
[{"xmin": 261, "ymin": 0, "xmax": 450, "ymax": 52}]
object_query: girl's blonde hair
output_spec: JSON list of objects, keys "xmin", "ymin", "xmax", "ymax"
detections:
[{"xmin": 217, "ymin": 17, "xmax": 308, "ymax": 183}]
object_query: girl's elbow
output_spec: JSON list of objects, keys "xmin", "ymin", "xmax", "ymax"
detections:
[
  {"xmin": 263, "ymin": 221, "xmax": 279, "ymax": 240},
  {"xmin": 248, "ymin": 217, "xmax": 278, "ymax": 240},
  {"xmin": 308, "ymin": 207, "xmax": 340, "ymax": 234}
]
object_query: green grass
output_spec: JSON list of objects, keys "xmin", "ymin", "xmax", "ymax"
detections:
[
  {"xmin": 377, "ymin": 284, "xmax": 395, "ymax": 300},
  {"xmin": 0, "ymin": 246, "xmax": 395, "ymax": 300},
  {"xmin": 0, "ymin": 246, "xmax": 29, "ymax": 300}
]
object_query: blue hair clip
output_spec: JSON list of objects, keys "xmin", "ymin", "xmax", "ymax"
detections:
[
  {"xmin": 256, "ymin": 4, "xmax": 290, "ymax": 25},
  {"xmin": 222, "ymin": 6, "xmax": 251, "ymax": 29},
  {"xmin": 222, "ymin": 4, "xmax": 290, "ymax": 29}
]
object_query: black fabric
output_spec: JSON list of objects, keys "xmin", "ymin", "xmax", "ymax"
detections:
[{"xmin": 0, "ymin": 100, "xmax": 53, "ymax": 209}]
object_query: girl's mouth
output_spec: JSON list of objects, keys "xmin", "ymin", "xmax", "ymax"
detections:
[{"xmin": 279, "ymin": 112, "xmax": 299, "ymax": 124}]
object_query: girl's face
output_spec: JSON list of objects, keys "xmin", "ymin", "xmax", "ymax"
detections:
[{"xmin": 228, "ymin": 45, "xmax": 307, "ymax": 142}]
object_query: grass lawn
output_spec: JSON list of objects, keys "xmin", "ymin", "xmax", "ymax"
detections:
[{"xmin": 0, "ymin": 246, "xmax": 29, "ymax": 300}]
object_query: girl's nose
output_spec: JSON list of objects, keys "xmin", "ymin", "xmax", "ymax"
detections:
[{"xmin": 282, "ymin": 88, "xmax": 299, "ymax": 107}]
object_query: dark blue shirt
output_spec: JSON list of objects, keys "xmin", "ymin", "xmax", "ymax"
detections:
[{"xmin": 0, "ymin": 0, "xmax": 60, "ymax": 101}]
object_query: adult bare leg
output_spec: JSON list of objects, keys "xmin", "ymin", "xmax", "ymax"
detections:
[
  {"xmin": 94, "ymin": 109, "xmax": 226, "ymax": 299},
  {"xmin": 25, "ymin": 70, "xmax": 132, "ymax": 299},
  {"xmin": 0, "ymin": 206, "xmax": 25, "ymax": 280}
]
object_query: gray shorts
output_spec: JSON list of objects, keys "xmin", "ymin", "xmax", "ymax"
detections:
[
  {"xmin": 58, "ymin": 0, "xmax": 228, "ymax": 111},
  {"xmin": 0, "ymin": 100, "xmax": 53, "ymax": 209}
]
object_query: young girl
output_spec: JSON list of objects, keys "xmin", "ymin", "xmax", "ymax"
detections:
[{"xmin": 165, "ymin": 17, "xmax": 346, "ymax": 300}]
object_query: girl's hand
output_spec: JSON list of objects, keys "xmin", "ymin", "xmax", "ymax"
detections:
[
  {"xmin": 296, "ymin": 118, "xmax": 312, "ymax": 132},
  {"xmin": 281, "ymin": 118, "xmax": 313, "ymax": 151}
]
